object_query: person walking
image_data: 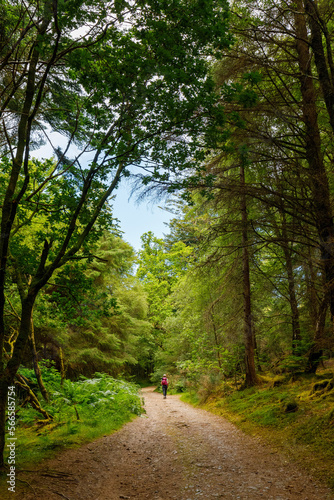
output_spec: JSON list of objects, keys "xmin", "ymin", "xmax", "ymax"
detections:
[{"xmin": 161, "ymin": 374, "xmax": 169, "ymax": 399}]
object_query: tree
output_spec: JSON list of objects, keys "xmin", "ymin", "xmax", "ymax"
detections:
[
  {"xmin": 240, "ymin": 158, "xmax": 257, "ymax": 385},
  {"xmin": 210, "ymin": 0, "xmax": 334, "ymax": 371},
  {"xmin": 136, "ymin": 0, "xmax": 334, "ymax": 388},
  {"xmin": 293, "ymin": 0, "xmax": 334, "ymax": 369},
  {"xmin": 0, "ymin": 0, "xmax": 232, "ymax": 467},
  {"xmin": 136, "ymin": 232, "xmax": 193, "ymax": 361},
  {"xmin": 152, "ymin": 198, "xmax": 246, "ymax": 383},
  {"xmin": 34, "ymin": 233, "xmax": 151, "ymax": 378}
]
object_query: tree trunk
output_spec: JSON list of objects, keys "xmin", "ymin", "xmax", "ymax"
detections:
[
  {"xmin": 209, "ymin": 310, "xmax": 222, "ymax": 369},
  {"xmin": 253, "ymin": 324, "xmax": 262, "ymax": 372},
  {"xmin": 29, "ymin": 317, "xmax": 48, "ymax": 401},
  {"xmin": 294, "ymin": 2, "xmax": 334, "ymax": 314},
  {"xmin": 305, "ymin": 296, "xmax": 328, "ymax": 373},
  {"xmin": 0, "ymin": 294, "xmax": 36, "ymax": 467},
  {"xmin": 15, "ymin": 373, "xmax": 52, "ymax": 420},
  {"xmin": 240, "ymin": 163, "xmax": 258, "ymax": 386},
  {"xmin": 304, "ymin": 0, "xmax": 334, "ymax": 133},
  {"xmin": 59, "ymin": 347, "xmax": 66, "ymax": 387},
  {"xmin": 0, "ymin": 8, "xmax": 53, "ymax": 467},
  {"xmin": 0, "ymin": 10, "xmax": 52, "ymax": 370},
  {"xmin": 0, "ymin": 378, "xmax": 8, "ymax": 468},
  {"xmin": 304, "ymin": 249, "xmax": 319, "ymax": 333},
  {"xmin": 280, "ymin": 210, "xmax": 302, "ymax": 350},
  {"xmin": 304, "ymin": 247, "xmax": 328, "ymax": 373},
  {"xmin": 294, "ymin": 2, "xmax": 334, "ymax": 361}
]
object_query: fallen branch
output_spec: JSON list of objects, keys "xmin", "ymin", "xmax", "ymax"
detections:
[{"xmin": 14, "ymin": 373, "xmax": 53, "ymax": 421}]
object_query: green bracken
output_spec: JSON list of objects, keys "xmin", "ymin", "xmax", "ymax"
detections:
[{"xmin": 2, "ymin": 367, "xmax": 143, "ymax": 471}]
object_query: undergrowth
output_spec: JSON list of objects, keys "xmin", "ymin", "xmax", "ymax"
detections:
[
  {"xmin": 3, "ymin": 365, "xmax": 143, "ymax": 470},
  {"xmin": 180, "ymin": 369, "xmax": 334, "ymax": 490}
]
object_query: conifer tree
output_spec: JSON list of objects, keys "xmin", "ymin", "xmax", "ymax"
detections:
[{"xmin": 0, "ymin": 0, "xmax": 231, "ymax": 466}]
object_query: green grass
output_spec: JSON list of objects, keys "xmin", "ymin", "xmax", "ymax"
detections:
[
  {"xmin": 7, "ymin": 409, "xmax": 138, "ymax": 468},
  {"xmin": 181, "ymin": 370, "xmax": 334, "ymax": 490},
  {"xmin": 222, "ymin": 386, "xmax": 300, "ymax": 427},
  {"xmin": 0, "ymin": 369, "xmax": 144, "ymax": 478},
  {"xmin": 180, "ymin": 391, "xmax": 200, "ymax": 406}
]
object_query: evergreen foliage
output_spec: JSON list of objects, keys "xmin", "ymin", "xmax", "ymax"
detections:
[
  {"xmin": 0, "ymin": 0, "xmax": 232, "ymax": 467},
  {"xmin": 2, "ymin": 0, "xmax": 334, "ymax": 478}
]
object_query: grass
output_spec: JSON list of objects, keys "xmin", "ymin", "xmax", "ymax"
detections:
[
  {"xmin": 6, "ymin": 409, "xmax": 139, "ymax": 469},
  {"xmin": 180, "ymin": 369, "xmax": 334, "ymax": 490},
  {"xmin": 0, "ymin": 369, "xmax": 144, "ymax": 493}
]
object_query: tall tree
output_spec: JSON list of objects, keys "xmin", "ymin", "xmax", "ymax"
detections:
[
  {"xmin": 136, "ymin": 232, "xmax": 193, "ymax": 354},
  {"xmin": 240, "ymin": 159, "xmax": 257, "ymax": 385},
  {"xmin": 33, "ymin": 233, "xmax": 150, "ymax": 378},
  {"xmin": 211, "ymin": 0, "xmax": 334, "ymax": 370},
  {"xmin": 0, "ymin": 0, "xmax": 231, "ymax": 467}
]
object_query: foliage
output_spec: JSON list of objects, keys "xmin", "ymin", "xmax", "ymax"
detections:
[
  {"xmin": 44, "ymin": 234, "xmax": 150, "ymax": 377},
  {"xmin": 19, "ymin": 364, "xmax": 143, "ymax": 420},
  {"xmin": 143, "ymin": 0, "xmax": 334, "ymax": 389},
  {"xmin": 3, "ymin": 0, "xmax": 334, "ymax": 479},
  {"xmin": 3, "ymin": 232, "xmax": 151, "ymax": 379},
  {"xmin": 138, "ymin": 180, "xmax": 333, "ymax": 388},
  {"xmin": 182, "ymin": 368, "xmax": 334, "ymax": 488},
  {"xmin": 0, "ymin": 0, "xmax": 233, "ymax": 466},
  {"xmin": 5, "ymin": 366, "xmax": 143, "ymax": 467},
  {"xmin": 136, "ymin": 232, "xmax": 194, "ymax": 374}
]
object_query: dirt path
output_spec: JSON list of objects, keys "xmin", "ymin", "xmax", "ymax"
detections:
[{"xmin": 12, "ymin": 387, "xmax": 334, "ymax": 499}]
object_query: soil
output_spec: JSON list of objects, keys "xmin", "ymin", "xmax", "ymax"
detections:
[{"xmin": 8, "ymin": 387, "xmax": 334, "ymax": 499}]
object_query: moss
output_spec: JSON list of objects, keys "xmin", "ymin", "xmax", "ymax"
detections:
[
  {"xmin": 180, "ymin": 391, "xmax": 200, "ymax": 406},
  {"xmin": 310, "ymin": 378, "xmax": 334, "ymax": 398},
  {"xmin": 186, "ymin": 370, "xmax": 334, "ymax": 491}
]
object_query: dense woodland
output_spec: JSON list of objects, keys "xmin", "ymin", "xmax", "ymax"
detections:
[{"xmin": 1, "ymin": 0, "xmax": 334, "ymax": 471}]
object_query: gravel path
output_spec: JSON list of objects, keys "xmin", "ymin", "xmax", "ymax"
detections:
[{"xmin": 12, "ymin": 387, "xmax": 334, "ymax": 499}]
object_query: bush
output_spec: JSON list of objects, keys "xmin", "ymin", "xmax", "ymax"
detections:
[
  {"xmin": 18, "ymin": 367, "xmax": 143, "ymax": 425},
  {"xmin": 8, "ymin": 366, "xmax": 143, "ymax": 467}
]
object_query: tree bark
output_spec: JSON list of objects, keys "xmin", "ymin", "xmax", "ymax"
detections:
[
  {"xmin": 294, "ymin": 1, "xmax": 334, "ymax": 323},
  {"xmin": 305, "ymin": 254, "xmax": 316, "ymax": 325},
  {"xmin": 29, "ymin": 317, "xmax": 49, "ymax": 402},
  {"xmin": 280, "ymin": 210, "xmax": 302, "ymax": 350},
  {"xmin": 209, "ymin": 309, "xmax": 222, "ymax": 369},
  {"xmin": 0, "ymin": 6, "xmax": 52, "ymax": 372},
  {"xmin": 0, "ymin": 293, "xmax": 36, "ymax": 467},
  {"xmin": 240, "ymin": 163, "xmax": 258, "ymax": 386},
  {"xmin": 59, "ymin": 347, "xmax": 66, "ymax": 387},
  {"xmin": 305, "ymin": 296, "xmax": 328, "ymax": 373},
  {"xmin": 304, "ymin": 0, "xmax": 334, "ymax": 132},
  {"xmin": 0, "ymin": 7, "xmax": 53, "ymax": 467},
  {"xmin": 0, "ymin": 378, "xmax": 8, "ymax": 467},
  {"xmin": 15, "ymin": 373, "xmax": 52, "ymax": 420}
]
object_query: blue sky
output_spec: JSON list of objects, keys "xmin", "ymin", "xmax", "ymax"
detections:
[
  {"xmin": 34, "ymin": 135, "xmax": 173, "ymax": 252},
  {"xmin": 111, "ymin": 178, "xmax": 173, "ymax": 251}
]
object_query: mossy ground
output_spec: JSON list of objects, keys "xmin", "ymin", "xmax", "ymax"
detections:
[{"xmin": 180, "ymin": 369, "xmax": 334, "ymax": 490}]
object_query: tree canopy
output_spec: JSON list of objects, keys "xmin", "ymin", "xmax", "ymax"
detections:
[
  {"xmin": 0, "ymin": 0, "xmax": 232, "ymax": 467},
  {"xmin": 2, "ymin": 0, "xmax": 334, "ymax": 475}
]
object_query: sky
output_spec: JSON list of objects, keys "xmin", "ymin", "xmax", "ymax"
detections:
[
  {"xmin": 34, "ymin": 134, "xmax": 173, "ymax": 252},
  {"xmin": 110, "ymin": 179, "xmax": 173, "ymax": 251}
]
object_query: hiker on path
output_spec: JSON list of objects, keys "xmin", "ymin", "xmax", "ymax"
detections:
[{"xmin": 161, "ymin": 374, "xmax": 168, "ymax": 399}]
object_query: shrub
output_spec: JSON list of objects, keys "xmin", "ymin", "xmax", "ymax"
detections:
[{"xmin": 8, "ymin": 367, "xmax": 143, "ymax": 467}]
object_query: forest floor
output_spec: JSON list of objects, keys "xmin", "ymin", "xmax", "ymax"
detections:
[{"xmin": 9, "ymin": 387, "xmax": 334, "ymax": 500}]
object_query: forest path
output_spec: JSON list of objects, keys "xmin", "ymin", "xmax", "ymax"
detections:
[{"xmin": 15, "ymin": 387, "xmax": 334, "ymax": 500}]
